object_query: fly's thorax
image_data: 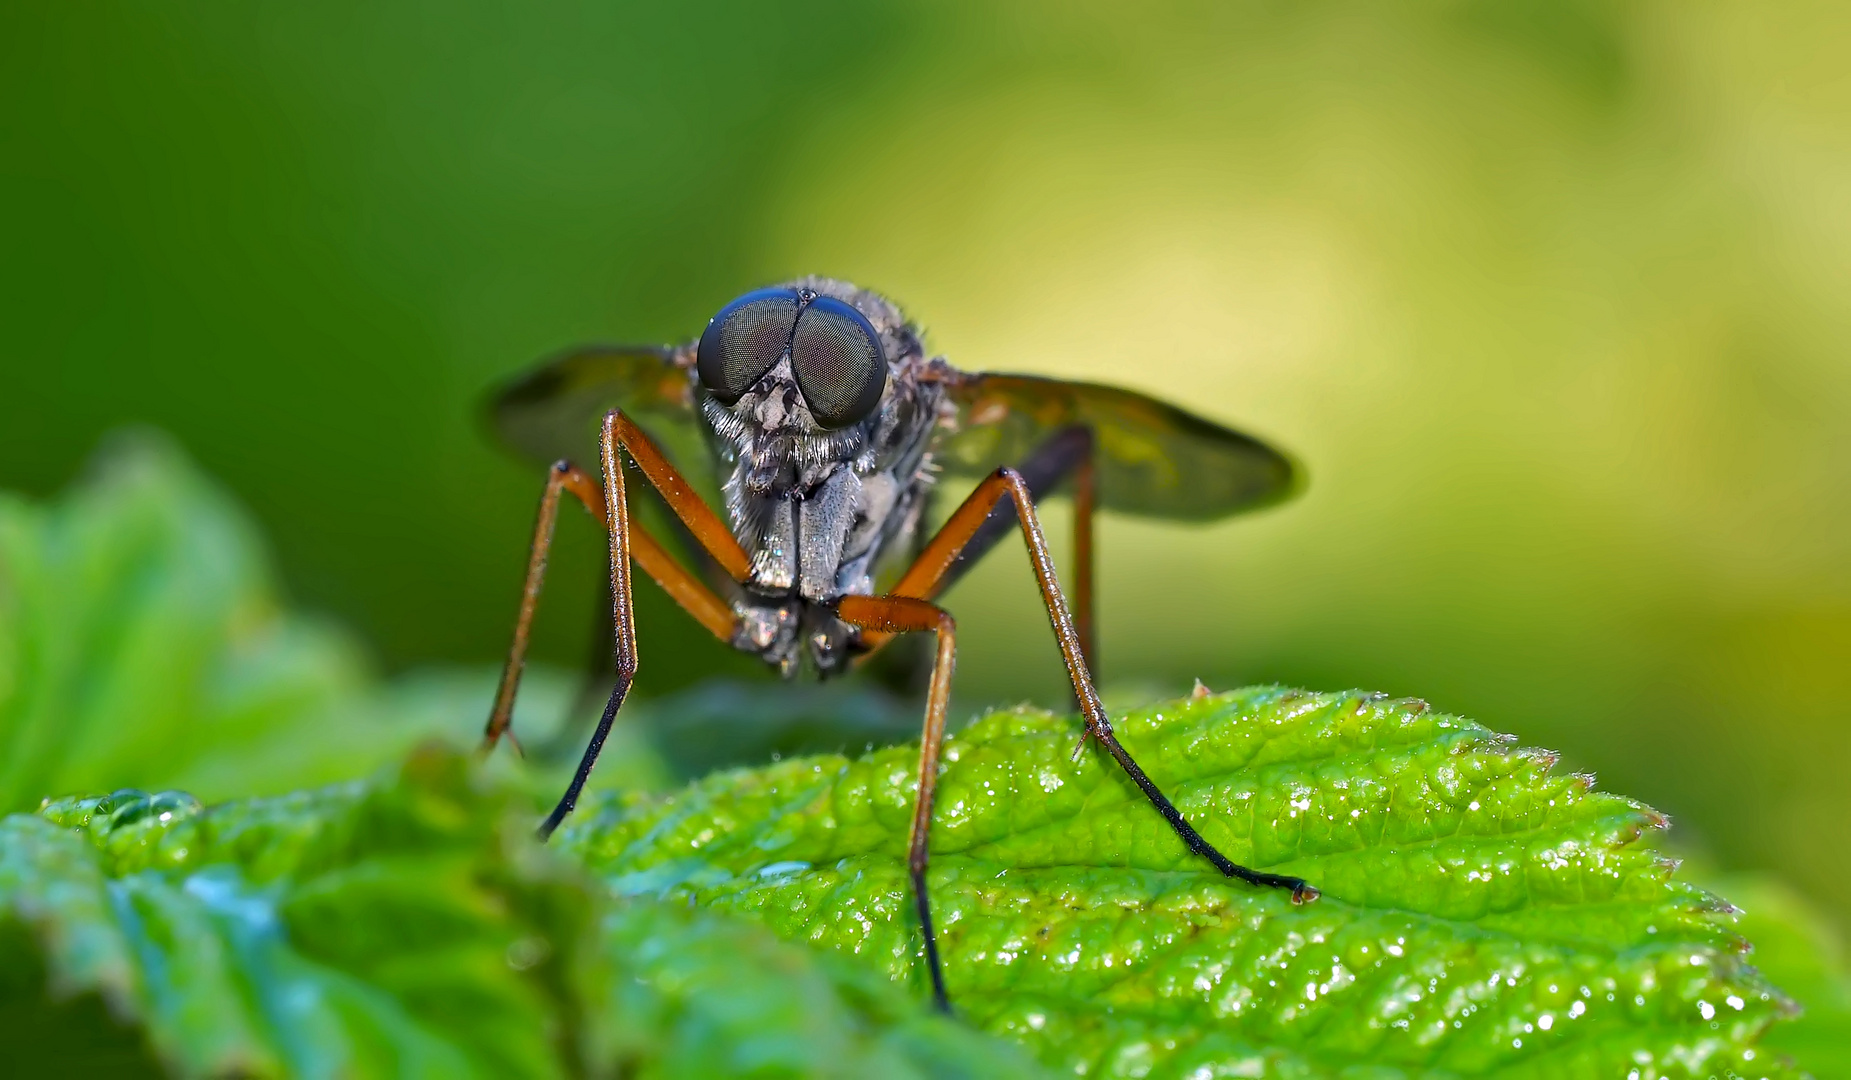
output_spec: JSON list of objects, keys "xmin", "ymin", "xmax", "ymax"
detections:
[
  {"xmin": 702, "ymin": 359, "xmax": 874, "ymax": 601},
  {"xmin": 711, "ymin": 375, "xmax": 943, "ymax": 593}
]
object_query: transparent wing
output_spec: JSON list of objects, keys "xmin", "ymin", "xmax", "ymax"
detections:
[
  {"xmin": 934, "ymin": 369, "xmax": 1300, "ymax": 521},
  {"xmin": 490, "ymin": 344, "xmax": 713, "ymax": 491}
]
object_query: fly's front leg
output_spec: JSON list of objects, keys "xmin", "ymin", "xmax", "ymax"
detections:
[
  {"xmin": 866, "ymin": 467, "xmax": 1319, "ymax": 904},
  {"xmin": 834, "ymin": 593, "xmax": 957, "ymax": 1013},
  {"xmin": 482, "ymin": 410, "xmax": 749, "ymax": 840}
]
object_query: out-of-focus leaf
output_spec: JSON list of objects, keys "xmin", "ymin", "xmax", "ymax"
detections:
[
  {"xmin": 562, "ymin": 688, "xmax": 1804, "ymax": 1078},
  {"xmin": 1704, "ymin": 873, "xmax": 1851, "ymax": 1078},
  {"xmin": 621, "ymin": 678, "xmax": 924, "ymax": 781},
  {"xmin": 0, "ymin": 433, "xmax": 402, "ymax": 809},
  {"xmin": 0, "ymin": 744, "xmax": 1046, "ymax": 1079},
  {"xmin": 0, "ymin": 433, "xmax": 668, "ymax": 812}
]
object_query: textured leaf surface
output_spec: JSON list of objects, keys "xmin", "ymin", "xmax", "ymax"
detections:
[
  {"xmin": 594, "ymin": 898, "xmax": 1047, "ymax": 1078},
  {"xmin": 0, "ymin": 746, "xmax": 1041, "ymax": 1079},
  {"xmin": 561, "ymin": 689, "xmax": 1800, "ymax": 1078},
  {"xmin": 2, "ymin": 749, "xmax": 581, "ymax": 1078}
]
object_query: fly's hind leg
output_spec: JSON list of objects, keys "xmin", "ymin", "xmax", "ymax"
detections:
[
  {"xmin": 483, "ymin": 460, "xmax": 604, "ymax": 755},
  {"xmin": 483, "ymin": 409, "xmax": 749, "ymax": 839},
  {"xmin": 862, "ymin": 467, "xmax": 1319, "ymax": 903}
]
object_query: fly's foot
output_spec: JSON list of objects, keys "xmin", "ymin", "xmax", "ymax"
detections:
[
  {"xmin": 733, "ymin": 599, "xmax": 801, "ymax": 675},
  {"xmin": 477, "ymin": 727, "xmax": 524, "ymax": 759},
  {"xmin": 1240, "ymin": 867, "xmax": 1320, "ymax": 905}
]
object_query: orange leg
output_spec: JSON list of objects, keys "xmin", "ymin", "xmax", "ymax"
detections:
[
  {"xmin": 855, "ymin": 469, "xmax": 1316, "ymax": 999},
  {"xmin": 927, "ymin": 426, "xmax": 1098, "ymax": 676},
  {"xmin": 833, "ymin": 594, "xmax": 957, "ymax": 1011},
  {"xmin": 481, "ymin": 411, "xmax": 746, "ymax": 838}
]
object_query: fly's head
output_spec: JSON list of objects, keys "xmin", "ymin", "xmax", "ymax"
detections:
[{"xmin": 695, "ymin": 278, "xmax": 923, "ymax": 499}]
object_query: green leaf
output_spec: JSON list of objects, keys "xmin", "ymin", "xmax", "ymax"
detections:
[
  {"xmin": 561, "ymin": 689, "xmax": 1802, "ymax": 1078},
  {"xmin": 0, "ymin": 744, "xmax": 1044, "ymax": 1078}
]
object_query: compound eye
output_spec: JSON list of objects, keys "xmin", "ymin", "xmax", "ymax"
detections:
[
  {"xmin": 790, "ymin": 297, "xmax": 887, "ymax": 429},
  {"xmin": 697, "ymin": 288, "xmax": 801, "ymax": 404}
]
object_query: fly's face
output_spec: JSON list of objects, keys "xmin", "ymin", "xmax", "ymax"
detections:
[{"xmin": 696, "ymin": 283, "xmax": 891, "ymax": 500}]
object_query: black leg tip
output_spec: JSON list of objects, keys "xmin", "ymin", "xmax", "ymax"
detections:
[
  {"xmin": 1234, "ymin": 866, "xmax": 1320, "ymax": 904},
  {"xmin": 477, "ymin": 729, "xmax": 526, "ymax": 760}
]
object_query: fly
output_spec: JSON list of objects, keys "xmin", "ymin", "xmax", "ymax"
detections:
[{"xmin": 478, "ymin": 277, "xmax": 1319, "ymax": 1011}]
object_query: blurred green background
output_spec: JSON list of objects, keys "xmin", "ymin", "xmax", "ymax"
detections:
[{"xmin": 3, "ymin": 0, "xmax": 1846, "ymax": 935}]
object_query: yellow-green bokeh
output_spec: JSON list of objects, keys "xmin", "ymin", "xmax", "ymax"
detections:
[{"xmin": 3, "ymin": 2, "xmax": 1847, "ymax": 927}]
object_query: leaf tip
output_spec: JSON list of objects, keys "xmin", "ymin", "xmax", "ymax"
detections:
[{"xmin": 1517, "ymin": 747, "xmax": 1561, "ymax": 772}]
